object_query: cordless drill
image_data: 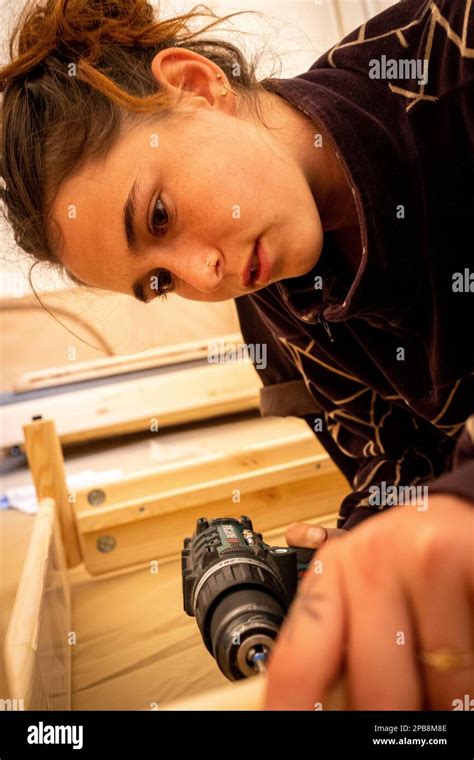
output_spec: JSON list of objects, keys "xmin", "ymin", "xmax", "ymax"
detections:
[{"xmin": 182, "ymin": 515, "xmax": 315, "ymax": 681}]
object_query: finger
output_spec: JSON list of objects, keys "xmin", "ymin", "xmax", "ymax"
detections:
[
  {"xmin": 264, "ymin": 542, "xmax": 346, "ymax": 710},
  {"xmin": 286, "ymin": 521, "xmax": 346, "ymax": 549},
  {"xmin": 402, "ymin": 526, "xmax": 474, "ymax": 710},
  {"xmin": 344, "ymin": 535, "xmax": 423, "ymax": 709}
]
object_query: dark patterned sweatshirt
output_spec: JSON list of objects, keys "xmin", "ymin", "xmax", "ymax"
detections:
[{"xmin": 234, "ymin": 0, "xmax": 474, "ymax": 529}]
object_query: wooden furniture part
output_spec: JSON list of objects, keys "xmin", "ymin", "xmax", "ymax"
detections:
[
  {"xmin": 2, "ymin": 359, "xmax": 261, "ymax": 456},
  {"xmin": 3, "ymin": 498, "xmax": 71, "ymax": 710},
  {"xmin": 0, "ymin": 289, "xmax": 241, "ymax": 393},
  {"xmin": 14, "ymin": 333, "xmax": 244, "ymax": 392},
  {"xmin": 162, "ymin": 673, "xmax": 347, "ymax": 710},
  {"xmin": 22, "ymin": 419, "xmax": 82, "ymax": 568},
  {"xmin": 21, "ymin": 416, "xmax": 346, "ymax": 575}
]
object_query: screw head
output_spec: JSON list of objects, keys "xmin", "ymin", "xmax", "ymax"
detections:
[
  {"xmin": 87, "ymin": 489, "xmax": 106, "ymax": 506},
  {"xmin": 97, "ymin": 535, "xmax": 116, "ymax": 553}
]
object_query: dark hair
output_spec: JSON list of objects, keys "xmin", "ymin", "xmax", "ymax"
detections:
[{"xmin": 0, "ymin": 0, "xmax": 275, "ymax": 287}]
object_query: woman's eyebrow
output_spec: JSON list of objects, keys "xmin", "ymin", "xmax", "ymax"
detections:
[{"xmin": 123, "ymin": 175, "xmax": 143, "ymax": 256}]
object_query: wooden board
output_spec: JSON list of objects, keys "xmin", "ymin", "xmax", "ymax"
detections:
[
  {"xmin": 73, "ymin": 419, "xmax": 335, "ymax": 532},
  {"xmin": 0, "ymin": 290, "xmax": 240, "ymax": 393},
  {"xmin": 3, "ymin": 498, "xmax": 71, "ymax": 710},
  {"xmin": 23, "ymin": 419, "xmax": 82, "ymax": 568},
  {"xmin": 1, "ymin": 360, "xmax": 261, "ymax": 454},
  {"xmin": 14, "ymin": 333, "xmax": 243, "ymax": 392},
  {"xmin": 79, "ymin": 471, "xmax": 347, "ymax": 574},
  {"xmin": 162, "ymin": 672, "xmax": 347, "ymax": 710}
]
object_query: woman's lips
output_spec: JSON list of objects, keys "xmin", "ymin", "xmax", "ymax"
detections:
[
  {"xmin": 241, "ymin": 238, "xmax": 272, "ymax": 288},
  {"xmin": 253, "ymin": 238, "xmax": 272, "ymax": 286}
]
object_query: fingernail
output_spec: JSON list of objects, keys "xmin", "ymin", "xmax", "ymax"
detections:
[{"xmin": 307, "ymin": 526, "xmax": 326, "ymax": 544}]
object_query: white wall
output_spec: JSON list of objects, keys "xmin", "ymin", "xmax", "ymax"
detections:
[{"xmin": 0, "ymin": 0, "xmax": 397, "ymax": 296}]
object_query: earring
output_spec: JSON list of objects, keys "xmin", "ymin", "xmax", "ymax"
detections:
[
  {"xmin": 205, "ymin": 259, "xmax": 215, "ymax": 267},
  {"xmin": 216, "ymin": 73, "xmax": 229, "ymax": 97}
]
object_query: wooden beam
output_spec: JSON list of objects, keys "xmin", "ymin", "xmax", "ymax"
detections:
[
  {"xmin": 14, "ymin": 333, "xmax": 244, "ymax": 392},
  {"xmin": 79, "ymin": 474, "xmax": 347, "ymax": 574},
  {"xmin": 22, "ymin": 418, "xmax": 82, "ymax": 568},
  {"xmin": 73, "ymin": 422, "xmax": 334, "ymax": 528},
  {"xmin": 77, "ymin": 453, "xmax": 333, "ymax": 533},
  {"xmin": 2, "ymin": 360, "xmax": 261, "ymax": 454}
]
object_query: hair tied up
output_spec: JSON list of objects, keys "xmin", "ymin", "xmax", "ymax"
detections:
[{"xmin": 1, "ymin": 0, "xmax": 214, "ymax": 90}]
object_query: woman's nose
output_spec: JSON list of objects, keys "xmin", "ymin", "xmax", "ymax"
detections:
[{"xmin": 174, "ymin": 249, "xmax": 224, "ymax": 293}]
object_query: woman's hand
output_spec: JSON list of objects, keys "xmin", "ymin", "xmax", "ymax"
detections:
[{"xmin": 265, "ymin": 494, "xmax": 474, "ymax": 710}]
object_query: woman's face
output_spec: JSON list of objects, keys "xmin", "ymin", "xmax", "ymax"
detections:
[{"xmin": 50, "ymin": 49, "xmax": 325, "ymax": 304}]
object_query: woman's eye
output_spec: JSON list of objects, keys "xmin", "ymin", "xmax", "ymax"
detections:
[
  {"xmin": 144, "ymin": 197, "xmax": 173, "ymax": 301},
  {"xmin": 148, "ymin": 269, "xmax": 174, "ymax": 301},
  {"xmin": 151, "ymin": 197, "xmax": 169, "ymax": 235}
]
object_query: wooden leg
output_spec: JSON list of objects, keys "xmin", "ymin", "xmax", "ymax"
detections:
[{"xmin": 22, "ymin": 418, "xmax": 82, "ymax": 568}]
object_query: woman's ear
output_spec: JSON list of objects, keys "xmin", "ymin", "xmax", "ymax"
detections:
[{"xmin": 150, "ymin": 47, "xmax": 230, "ymax": 108}]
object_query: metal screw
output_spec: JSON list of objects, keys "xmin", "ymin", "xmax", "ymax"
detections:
[
  {"xmin": 87, "ymin": 489, "xmax": 106, "ymax": 506},
  {"xmin": 97, "ymin": 535, "xmax": 116, "ymax": 553}
]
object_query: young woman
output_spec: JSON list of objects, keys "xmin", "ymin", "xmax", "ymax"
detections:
[{"xmin": 1, "ymin": 0, "xmax": 472, "ymax": 710}]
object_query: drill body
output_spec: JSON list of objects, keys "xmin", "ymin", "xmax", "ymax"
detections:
[{"xmin": 182, "ymin": 515, "xmax": 314, "ymax": 680}]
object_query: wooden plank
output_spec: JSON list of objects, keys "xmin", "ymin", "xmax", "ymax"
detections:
[
  {"xmin": 162, "ymin": 672, "xmax": 347, "ymax": 710},
  {"xmin": 14, "ymin": 333, "xmax": 244, "ymax": 392},
  {"xmin": 23, "ymin": 419, "xmax": 83, "ymax": 568},
  {"xmin": 3, "ymin": 498, "xmax": 71, "ymax": 709},
  {"xmin": 163, "ymin": 674, "xmax": 267, "ymax": 710},
  {"xmin": 73, "ymin": 420, "xmax": 333, "ymax": 521},
  {"xmin": 77, "ymin": 453, "xmax": 334, "ymax": 533},
  {"xmin": 1, "ymin": 360, "xmax": 261, "ymax": 453},
  {"xmin": 0, "ymin": 289, "xmax": 241, "ymax": 393},
  {"xmin": 79, "ymin": 471, "xmax": 348, "ymax": 574}
]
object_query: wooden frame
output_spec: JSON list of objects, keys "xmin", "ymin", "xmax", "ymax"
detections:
[
  {"xmin": 2, "ymin": 412, "xmax": 348, "ymax": 709},
  {"xmin": 21, "ymin": 416, "xmax": 342, "ymax": 575}
]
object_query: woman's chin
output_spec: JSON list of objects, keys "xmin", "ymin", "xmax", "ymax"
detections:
[{"xmin": 290, "ymin": 249, "xmax": 323, "ymax": 280}]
